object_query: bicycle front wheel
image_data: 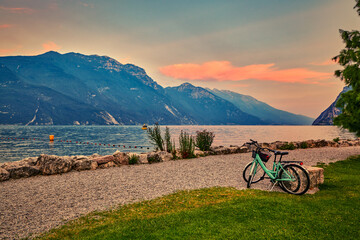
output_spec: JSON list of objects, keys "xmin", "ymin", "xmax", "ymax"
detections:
[
  {"xmin": 246, "ymin": 161, "xmax": 258, "ymax": 188},
  {"xmin": 243, "ymin": 161, "xmax": 266, "ymax": 184},
  {"xmin": 278, "ymin": 164, "xmax": 310, "ymax": 195}
]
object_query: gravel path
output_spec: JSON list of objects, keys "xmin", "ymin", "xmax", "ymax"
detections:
[{"xmin": 1, "ymin": 146, "xmax": 360, "ymax": 239}]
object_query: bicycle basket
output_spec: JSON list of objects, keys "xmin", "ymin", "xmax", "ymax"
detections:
[{"xmin": 259, "ymin": 151, "xmax": 272, "ymax": 162}]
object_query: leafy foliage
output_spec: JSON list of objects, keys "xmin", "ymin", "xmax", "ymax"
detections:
[
  {"xmin": 333, "ymin": 137, "xmax": 340, "ymax": 143},
  {"xmin": 129, "ymin": 154, "xmax": 139, "ymax": 165},
  {"xmin": 333, "ymin": 0, "xmax": 360, "ymax": 136},
  {"xmin": 195, "ymin": 130, "xmax": 215, "ymax": 151},
  {"xmin": 164, "ymin": 127, "xmax": 173, "ymax": 153},
  {"xmin": 179, "ymin": 130, "xmax": 195, "ymax": 159},
  {"xmin": 299, "ymin": 141, "xmax": 308, "ymax": 149},
  {"xmin": 278, "ymin": 142, "xmax": 295, "ymax": 150},
  {"xmin": 147, "ymin": 123, "xmax": 164, "ymax": 151}
]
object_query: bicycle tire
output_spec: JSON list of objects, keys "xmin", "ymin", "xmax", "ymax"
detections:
[
  {"xmin": 246, "ymin": 162, "xmax": 257, "ymax": 188},
  {"xmin": 243, "ymin": 161, "xmax": 266, "ymax": 184},
  {"xmin": 278, "ymin": 164, "xmax": 310, "ymax": 195}
]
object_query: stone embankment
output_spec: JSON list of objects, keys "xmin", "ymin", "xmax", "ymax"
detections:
[{"xmin": 1, "ymin": 138, "xmax": 359, "ymax": 183}]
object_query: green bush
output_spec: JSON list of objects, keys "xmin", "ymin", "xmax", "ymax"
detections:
[
  {"xmin": 148, "ymin": 154, "xmax": 161, "ymax": 164},
  {"xmin": 164, "ymin": 127, "xmax": 173, "ymax": 153},
  {"xmin": 300, "ymin": 141, "xmax": 308, "ymax": 149},
  {"xmin": 333, "ymin": 137, "xmax": 340, "ymax": 143},
  {"xmin": 279, "ymin": 142, "xmax": 296, "ymax": 150},
  {"xmin": 147, "ymin": 123, "xmax": 164, "ymax": 151},
  {"xmin": 195, "ymin": 130, "xmax": 215, "ymax": 151},
  {"xmin": 179, "ymin": 130, "xmax": 195, "ymax": 159},
  {"xmin": 129, "ymin": 154, "xmax": 139, "ymax": 165}
]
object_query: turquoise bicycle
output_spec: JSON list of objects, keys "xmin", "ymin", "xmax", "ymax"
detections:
[{"xmin": 243, "ymin": 139, "xmax": 310, "ymax": 195}]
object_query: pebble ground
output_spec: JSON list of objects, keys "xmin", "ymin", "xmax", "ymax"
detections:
[{"xmin": 1, "ymin": 146, "xmax": 360, "ymax": 239}]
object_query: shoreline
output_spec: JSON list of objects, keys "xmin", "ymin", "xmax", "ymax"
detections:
[{"xmin": 1, "ymin": 146, "xmax": 360, "ymax": 239}]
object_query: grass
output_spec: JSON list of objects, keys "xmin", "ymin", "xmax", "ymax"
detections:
[{"xmin": 37, "ymin": 155, "xmax": 360, "ymax": 240}]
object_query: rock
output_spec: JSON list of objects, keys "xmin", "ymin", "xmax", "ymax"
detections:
[
  {"xmin": 2, "ymin": 160, "xmax": 41, "ymax": 179},
  {"xmin": 211, "ymin": 146, "xmax": 231, "ymax": 155},
  {"xmin": 90, "ymin": 153, "xmax": 101, "ymax": 158},
  {"xmin": 239, "ymin": 146, "xmax": 248, "ymax": 153},
  {"xmin": 0, "ymin": 168, "xmax": 10, "ymax": 181},
  {"xmin": 99, "ymin": 161, "xmax": 116, "ymax": 168},
  {"xmin": 137, "ymin": 153, "xmax": 149, "ymax": 164},
  {"xmin": 157, "ymin": 151, "xmax": 173, "ymax": 161},
  {"xmin": 92, "ymin": 155, "xmax": 115, "ymax": 165},
  {"xmin": 73, "ymin": 158, "xmax": 98, "ymax": 171},
  {"xmin": 314, "ymin": 139, "xmax": 329, "ymax": 148},
  {"xmin": 36, "ymin": 154, "xmax": 74, "ymax": 175},
  {"xmin": 113, "ymin": 151, "xmax": 130, "ymax": 165},
  {"xmin": 194, "ymin": 150, "xmax": 205, "ymax": 157},
  {"xmin": 304, "ymin": 166, "xmax": 324, "ymax": 194}
]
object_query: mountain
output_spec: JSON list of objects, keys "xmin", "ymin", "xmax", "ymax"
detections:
[
  {"xmin": 210, "ymin": 89, "xmax": 314, "ymax": 125},
  {"xmin": 0, "ymin": 65, "xmax": 117, "ymax": 125},
  {"xmin": 0, "ymin": 51, "xmax": 192, "ymax": 125},
  {"xmin": 0, "ymin": 51, "xmax": 313, "ymax": 125},
  {"xmin": 312, "ymin": 86, "xmax": 351, "ymax": 125},
  {"xmin": 165, "ymin": 83, "xmax": 264, "ymax": 125}
]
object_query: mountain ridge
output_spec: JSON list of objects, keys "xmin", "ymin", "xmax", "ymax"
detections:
[{"xmin": 0, "ymin": 51, "xmax": 313, "ymax": 125}]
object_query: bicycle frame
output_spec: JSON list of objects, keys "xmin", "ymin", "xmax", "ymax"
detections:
[{"xmin": 250, "ymin": 153, "xmax": 295, "ymax": 182}]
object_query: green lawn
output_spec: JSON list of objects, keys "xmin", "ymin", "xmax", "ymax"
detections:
[{"xmin": 38, "ymin": 156, "xmax": 360, "ymax": 240}]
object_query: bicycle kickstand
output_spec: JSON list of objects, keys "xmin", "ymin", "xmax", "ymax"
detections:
[{"xmin": 269, "ymin": 181, "xmax": 278, "ymax": 191}]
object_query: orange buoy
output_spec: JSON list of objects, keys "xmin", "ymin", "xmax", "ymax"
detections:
[{"xmin": 49, "ymin": 135, "xmax": 54, "ymax": 142}]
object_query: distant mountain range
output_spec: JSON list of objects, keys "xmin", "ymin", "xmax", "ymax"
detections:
[
  {"xmin": 312, "ymin": 86, "xmax": 351, "ymax": 125},
  {"xmin": 0, "ymin": 51, "xmax": 313, "ymax": 125}
]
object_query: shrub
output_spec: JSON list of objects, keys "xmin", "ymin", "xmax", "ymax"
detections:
[
  {"xmin": 129, "ymin": 154, "xmax": 139, "ymax": 165},
  {"xmin": 333, "ymin": 137, "xmax": 340, "ymax": 143},
  {"xmin": 300, "ymin": 141, "xmax": 308, "ymax": 149},
  {"xmin": 279, "ymin": 142, "xmax": 296, "ymax": 150},
  {"xmin": 179, "ymin": 130, "xmax": 195, "ymax": 159},
  {"xmin": 147, "ymin": 123, "xmax": 164, "ymax": 151},
  {"xmin": 147, "ymin": 154, "xmax": 161, "ymax": 164},
  {"xmin": 195, "ymin": 130, "xmax": 215, "ymax": 151},
  {"xmin": 164, "ymin": 127, "xmax": 173, "ymax": 153}
]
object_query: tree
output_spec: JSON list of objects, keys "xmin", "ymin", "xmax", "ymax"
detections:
[{"xmin": 333, "ymin": 0, "xmax": 360, "ymax": 136}]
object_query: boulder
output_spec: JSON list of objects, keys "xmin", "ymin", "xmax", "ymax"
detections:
[
  {"xmin": 194, "ymin": 150, "xmax": 205, "ymax": 157},
  {"xmin": 157, "ymin": 151, "xmax": 173, "ymax": 162},
  {"xmin": 211, "ymin": 146, "xmax": 231, "ymax": 155},
  {"xmin": 0, "ymin": 168, "xmax": 10, "ymax": 182},
  {"xmin": 113, "ymin": 151, "xmax": 130, "ymax": 165},
  {"xmin": 99, "ymin": 161, "xmax": 117, "ymax": 169},
  {"xmin": 73, "ymin": 158, "xmax": 98, "ymax": 171},
  {"xmin": 2, "ymin": 160, "xmax": 41, "ymax": 179},
  {"xmin": 92, "ymin": 155, "xmax": 115, "ymax": 165},
  {"xmin": 304, "ymin": 166, "xmax": 324, "ymax": 194},
  {"xmin": 36, "ymin": 154, "xmax": 74, "ymax": 175}
]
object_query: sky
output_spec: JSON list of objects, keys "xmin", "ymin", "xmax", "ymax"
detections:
[{"xmin": 0, "ymin": 0, "xmax": 359, "ymax": 118}]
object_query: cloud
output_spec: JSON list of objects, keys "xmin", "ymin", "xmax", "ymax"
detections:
[
  {"xmin": 0, "ymin": 24, "xmax": 11, "ymax": 29},
  {"xmin": 0, "ymin": 6, "xmax": 33, "ymax": 14},
  {"xmin": 0, "ymin": 46, "xmax": 22, "ymax": 56},
  {"xmin": 160, "ymin": 61, "xmax": 331, "ymax": 84},
  {"xmin": 42, "ymin": 41, "xmax": 61, "ymax": 52},
  {"xmin": 310, "ymin": 59, "xmax": 336, "ymax": 66}
]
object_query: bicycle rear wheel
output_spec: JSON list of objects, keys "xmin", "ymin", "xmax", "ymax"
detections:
[
  {"xmin": 278, "ymin": 164, "xmax": 310, "ymax": 195},
  {"xmin": 243, "ymin": 161, "xmax": 266, "ymax": 184}
]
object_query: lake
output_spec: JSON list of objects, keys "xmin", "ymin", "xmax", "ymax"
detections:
[{"xmin": 0, "ymin": 125, "xmax": 356, "ymax": 163}]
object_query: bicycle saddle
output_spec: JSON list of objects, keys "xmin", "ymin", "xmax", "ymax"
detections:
[{"xmin": 274, "ymin": 151, "xmax": 288, "ymax": 155}]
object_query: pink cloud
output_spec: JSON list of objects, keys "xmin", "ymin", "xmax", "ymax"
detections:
[
  {"xmin": 0, "ymin": 24, "xmax": 11, "ymax": 29},
  {"xmin": 310, "ymin": 59, "xmax": 336, "ymax": 66},
  {"xmin": 42, "ymin": 41, "xmax": 61, "ymax": 52},
  {"xmin": 0, "ymin": 6, "xmax": 33, "ymax": 14},
  {"xmin": 160, "ymin": 61, "xmax": 331, "ymax": 84},
  {"xmin": 0, "ymin": 46, "xmax": 22, "ymax": 56}
]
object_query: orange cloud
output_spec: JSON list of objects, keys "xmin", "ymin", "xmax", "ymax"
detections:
[
  {"xmin": 0, "ymin": 6, "xmax": 33, "ymax": 14},
  {"xmin": 310, "ymin": 59, "xmax": 336, "ymax": 66},
  {"xmin": 42, "ymin": 41, "xmax": 61, "ymax": 52},
  {"xmin": 160, "ymin": 61, "xmax": 331, "ymax": 84},
  {"xmin": 0, "ymin": 24, "xmax": 11, "ymax": 29},
  {"xmin": 0, "ymin": 46, "xmax": 22, "ymax": 56}
]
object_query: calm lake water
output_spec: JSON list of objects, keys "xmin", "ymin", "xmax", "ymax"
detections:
[{"xmin": 0, "ymin": 125, "xmax": 356, "ymax": 163}]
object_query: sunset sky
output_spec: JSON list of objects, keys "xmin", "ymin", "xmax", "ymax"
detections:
[{"xmin": 0, "ymin": 0, "xmax": 359, "ymax": 118}]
